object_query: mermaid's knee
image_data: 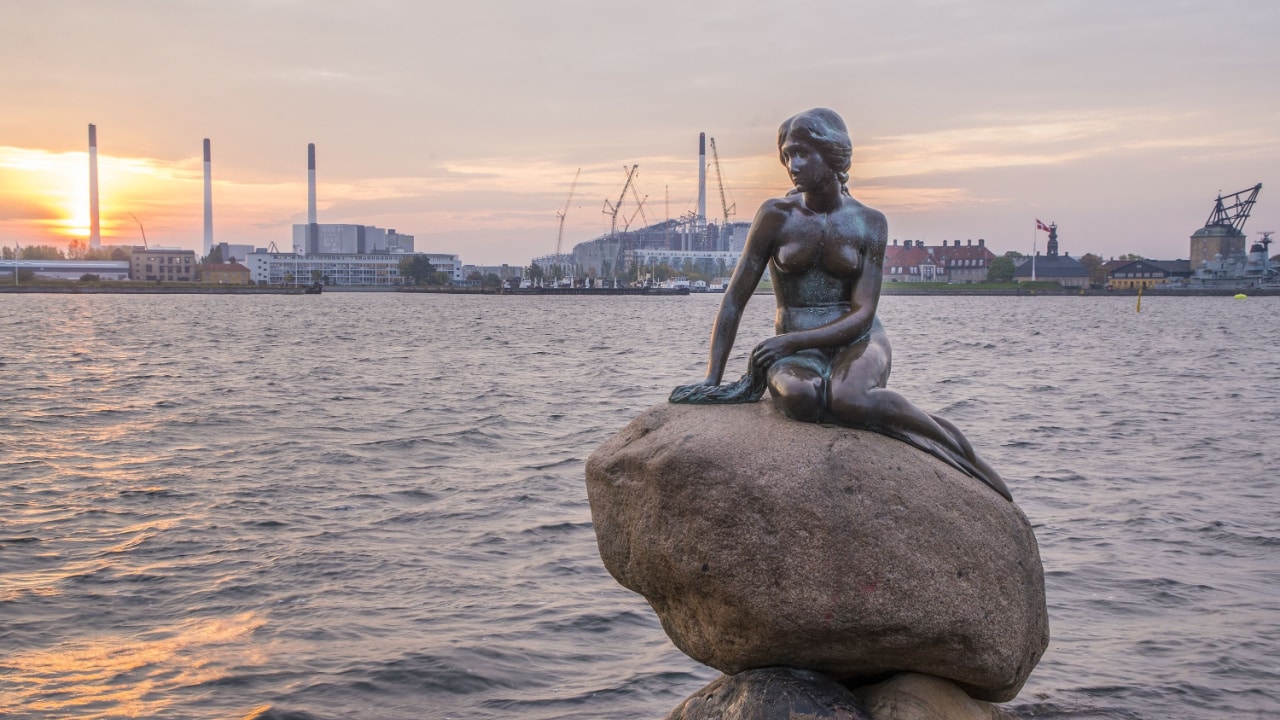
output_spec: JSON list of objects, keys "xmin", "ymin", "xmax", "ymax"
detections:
[{"xmin": 769, "ymin": 370, "xmax": 825, "ymax": 423}]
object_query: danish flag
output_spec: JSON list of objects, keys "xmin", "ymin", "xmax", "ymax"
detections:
[{"xmin": 1036, "ymin": 219, "xmax": 1052, "ymax": 233}]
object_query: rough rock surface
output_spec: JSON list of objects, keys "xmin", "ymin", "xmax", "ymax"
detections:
[
  {"xmin": 854, "ymin": 673, "xmax": 1017, "ymax": 720},
  {"xmin": 585, "ymin": 401, "xmax": 1048, "ymax": 703},
  {"xmin": 665, "ymin": 668, "xmax": 872, "ymax": 720}
]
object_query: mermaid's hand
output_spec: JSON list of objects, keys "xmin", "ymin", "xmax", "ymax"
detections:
[
  {"xmin": 669, "ymin": 379, "xmax": 717, "ymax": 403},
  {"xmin": 751, "ymin": 336, "xmax": 799, "ymax": 373}
]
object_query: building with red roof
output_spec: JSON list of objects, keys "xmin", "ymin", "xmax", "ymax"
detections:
[{"xmin": 883, "ymin": 239, "xmax": 996, "ymax": 284}]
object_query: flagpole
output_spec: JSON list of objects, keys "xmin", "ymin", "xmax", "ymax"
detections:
[{"xmin": 1031, "ymin": 221, "xmax": 1037, "ymax": 282}]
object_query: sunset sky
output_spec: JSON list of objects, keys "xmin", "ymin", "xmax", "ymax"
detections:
[{"xmin": 2, "ymin": 0, "xmax": 1277, "ymax": 265}]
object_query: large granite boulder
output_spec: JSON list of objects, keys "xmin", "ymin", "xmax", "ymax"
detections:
[
  {"xmin": 585, "ymin": 401, "xmax": 1048, "ymax": 703},
  {"xmin": 665, "ymin": 668, "xmax": 872, "ymax": 720}
]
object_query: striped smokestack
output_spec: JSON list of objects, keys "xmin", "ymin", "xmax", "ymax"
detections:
[
  {"xmin": 203, "ymin": 139, "xmax": 213, "ymax": 256},
  {"xmin": 307, "ymin": 143, "xmax": 317, "ymax": 224},
  {"xmin": 89, "ymin": 124, "xmax": 101, "ymax": 248}
]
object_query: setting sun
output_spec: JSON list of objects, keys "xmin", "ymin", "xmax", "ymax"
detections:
[{"xmin": 0, "ymin": 146, "xmax": 200, "ymax": 248}]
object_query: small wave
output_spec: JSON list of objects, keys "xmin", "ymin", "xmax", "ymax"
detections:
[
  {"xmin": 524, "ymin": 457, "xmax": 580, "ymax": 471},
  {"xmin": 247, "ymin": 707, "xmax": 327, "ymax": 720},
  {"xmin": 317, "ymin": 451, "xmax": 363, "ymax": 464},
  {"xmin": 118, "ymin": 487, "xmax": 178, "ymax": 498},
  {"xmin": 389, "ymin": 488, "xmax": 438, "ymax": 502},
  {"xmin": 242, "ymin": 519, "xmax": 289, "ymax": 528},
  {"xmin": 521, "ymin": 521, "xmax": 592, "ymax": 536},
  {"xmin": 540, "ymin": 609, "xmax": 652, "ymax": 634}
]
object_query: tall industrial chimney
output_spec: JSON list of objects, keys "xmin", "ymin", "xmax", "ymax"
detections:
[
  {"xmin": 697, "ymin": 132, "xmax": 707, "ymax": 227},
  {"xmin": 307, "ymin": 143, "xmax": 317, "ymax": 224},
  {"xmin": 203, "ymin": 138, "xmax": 213, "ymax": 256},
  {"xmin": 89, "ymin": 124, "xmax": 101, "ymax": 248}
]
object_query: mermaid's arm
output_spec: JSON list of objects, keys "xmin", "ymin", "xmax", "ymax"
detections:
[{"xmin": 701, "ymin": 203, "xmax": 782, "ymax": 384}]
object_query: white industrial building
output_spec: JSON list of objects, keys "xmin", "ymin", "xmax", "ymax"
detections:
[
  {"xmin": 629, "ymin": 248, "xmax": 742, "ymax": 277},
  {"xmin": 245, "ymin": 251, "xmax": 460, "ymax": 286},
  {"xmin": 0, "ymin": 259, "xmax": 130, "ymax": 281}
]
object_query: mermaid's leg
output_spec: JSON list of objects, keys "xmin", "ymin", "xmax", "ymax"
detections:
[{"xmin": 824, "ymin": 330, "xmax": 1011, "ymax": 500}]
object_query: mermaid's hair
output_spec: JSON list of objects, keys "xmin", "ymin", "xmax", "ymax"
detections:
[{"xmin": 778, "ymin": 108, "xmax": 852, "ymax": 195}]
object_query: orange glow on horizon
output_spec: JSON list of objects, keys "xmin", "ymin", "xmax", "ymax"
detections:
[
  {"xmin": 0, "ymin": 140, "xmax": 991, "ymax": 257},
  {"xmin": 0, "ymin": 146, "xmax": 204, "ymax": 248}
]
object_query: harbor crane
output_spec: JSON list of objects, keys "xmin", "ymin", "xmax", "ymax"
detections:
[
  {"xmin": 1206, "ymin": 183, "xmax": 1262, "ymax": 233},
  {"xmin": 709, "ymin": 137, "xmax": 735, "ymax": 230},
  {"xmin": 555, "ymin": 168, "xmax": 581, "ymax": 258}
]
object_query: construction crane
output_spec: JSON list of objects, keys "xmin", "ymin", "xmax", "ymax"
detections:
[
  {"xmin": 127, "ymin": 212, "xmax": 148, "ymax": 249},
  {"xmin": 622, "ymin": 204, "xmax": 645, "ymax": 233},
  {"xmin": 602, "ymin": 165, "xmax": 639, "ymax": 284},
  {"xmin": 555, "ymin": 168, "xmax": 581, "ymax": 258},
  {"xmin": 709, "ymin": 137, "xmax": 735, "ymax": 230},
  {"xmin": 628, "ymin": 182, "xmax": 649, "ymax": 230},
  {"xmin": 603, "ymin": 165, "xmax": 638, "ymax": 237}
]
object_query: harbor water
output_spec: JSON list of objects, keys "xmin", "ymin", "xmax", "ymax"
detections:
[{"xmin": 1, "ymin": 292, "xmax": 1277, "ymax": 719}]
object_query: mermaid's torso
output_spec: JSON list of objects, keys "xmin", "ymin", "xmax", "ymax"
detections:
[{"xmin": 769, "ymin": 199, "xmax": 874, "ymax": 335}]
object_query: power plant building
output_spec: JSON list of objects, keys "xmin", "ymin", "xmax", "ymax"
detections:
[
  {"xmin": 291, "ymin": 224, "xmax": 414, "ymax": 256},
  {"xmin": 212, "ymin": 242, "xmax": 258, "ymax": 264}
]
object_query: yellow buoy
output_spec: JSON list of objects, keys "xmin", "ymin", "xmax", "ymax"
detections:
[{"xmin": 1234, "ymin": 293, "xmax": 1248, "ymax": 300}]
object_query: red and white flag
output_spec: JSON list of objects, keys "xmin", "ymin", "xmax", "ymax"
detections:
[{"xmin": 1036, "ymin": 219, "xmax": 1052, "ymax": 233}]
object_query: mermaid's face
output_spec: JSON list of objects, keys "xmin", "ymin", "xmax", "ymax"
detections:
[{"xmin": 781, "ymin": 136, "xmax": 831, "ymax": 192}]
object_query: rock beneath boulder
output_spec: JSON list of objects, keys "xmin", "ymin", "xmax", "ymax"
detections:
[
  {"xmin": 665, "ymin": 667, "xmax": 872, "ymax": 720},
  {"xmin": 854, "ymin": 673, "xmax": 1017, "ymax": 720},
  {"xmin": 585, "ymin": 401, "xmax": 1048, "ymax": 703}
]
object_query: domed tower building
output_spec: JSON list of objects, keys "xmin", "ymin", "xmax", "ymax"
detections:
[{"xmin": 1190, "ymin": 184, "xmax": 1261, "ymax": 271}]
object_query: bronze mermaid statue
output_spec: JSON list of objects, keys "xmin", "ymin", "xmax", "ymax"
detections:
[{"xmin": 670, "ymin": 108, "xmax": 1011, "ymax": 501}]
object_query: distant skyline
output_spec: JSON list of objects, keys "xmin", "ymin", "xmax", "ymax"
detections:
[{"xmin": 2, "ymin": 0, "xmax": 1278, "ymax": 265}]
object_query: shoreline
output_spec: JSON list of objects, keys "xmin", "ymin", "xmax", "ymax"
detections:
[
  {"xmin": 0, "ymin": 285, "xmax": 306, "ymax": 294},
  {"xmin": 3, "ymin": 284, "xmax": 1277, "ymax": 297}
]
